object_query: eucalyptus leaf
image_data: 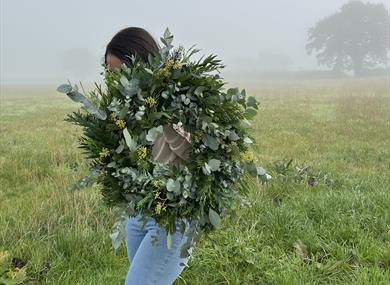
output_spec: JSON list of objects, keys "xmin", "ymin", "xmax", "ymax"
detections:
[
  {"xmin": 120, "ymin": 76, "xmax": 139, "ymax": 96},
  {"xmin": 109, "ymin": 219, "xmax": 126, "ymax": 249},
  {"xmin": 208, "ymin": 159, "xmax": 221, "ymax": 171},
  {"xmin": 118, "ymin": 106, "xmax": 129, "ymax": 119},
  {"xmin": 56, "ymin": 84, "xmax": 73, "ymax": 93},
  {"xmin": 228, "ymin": 131, "xmax": 240, "ymax": 141},
  {"xmin": 137, "ymin": 89, "xmax": 145, "ymax": 101},
  {"xmin": 154, "ymin": 111, "xmax": 171, "ymax": 119},
  {"xmin": 244, "ymin": 107, "xmax": 258, "ymax": 119},
  {"xmin": 109, "ymin": 231, "xmax": 121, "ymax": 249},
  {"xmin": 194, "ymin": 86, "xmax": 206, "ymax": 96},
  {"xmin": 202, "ymin": 163, "xmax": 211, "ymax": 175},
  {"xmin": 123, "ymin": 128, "xmax": 138, "ymax": 151},
  {"xmin": 227, "ymin": 88, "xmax": 239, "ymax": 96},
  {"xmin": 167, "ymin": 231, "xmax": 172, "ymax": 249},
  {"xmin": 241, "ymin": 118, "xmax": 252, "ymax": 128},
  {"xmin": 115, "ymin": 143, "xmax": 125, "ymax": 154},
  {"xmin": 256, "ymin": 166, "xmax": 266, "ymax": 176},
  {"xmin": 146, "ymin": 125, "xmax": 164, "ymax": 143},
  {"xmin": 243, "ymin": 137, "xmax": 253, "ymax": 144},
  {"xmin": 163, "ymin": 27, "xmax": 173, "ymax": 45},
  {"xmin": 166, "ymin": 178, "xmax": 181, "ymax": 194},
  {"xmin": 144, "ymin": 68, "xmax": 154, "ymax": 74},
  {"xmin": 135, "ymin": 106, "xmax": 145, "ymax": 120},
  {"xmin": 120, "ymin": 75, "xmax": 129, "ymax": 87},
  {"xmin": 209, "ymin": 208, "xmax": 221, "ymax": 229},
  {"xmin": 247, "ymin": 96, "xmax": 258, "ymax": 109},
  {"xmin": 57, "ymin": 84, "xmax": 107, "ymax": 120},
  {"xmin": 107, "ymin": 161, "xmax": 117, "ymax": 168},
  {"xmin": 161, "ymin": 91, "xmax": 169, "ymax": 99},
  {"xmin": 202, "ymin": 134, "xmax": 219, "ymax": 151},
  {"xmin": 166, "ymin": 192, "xmax": 174, "ymax": 200},
  {"xmin": 245, "ymin": 162, "xmax": 258, "ymax": 176}
]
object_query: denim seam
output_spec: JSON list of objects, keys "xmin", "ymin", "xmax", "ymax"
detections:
[
  {"xmin": 150, "ymin": 219, "xmax": 187, "ymax": 284},
  {"xmin": 150, "ymin": 231, "xmax": 179, "ymax": 284}
]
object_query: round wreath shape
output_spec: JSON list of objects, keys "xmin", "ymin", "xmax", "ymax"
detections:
[{"xmin": 57, "ymin": 28, "xmax": 271, "ymax": 259}]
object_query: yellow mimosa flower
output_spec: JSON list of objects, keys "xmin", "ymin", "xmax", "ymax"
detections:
[
  {"xmin": 155, "ymin": 202, "xmax": 163, "ymax": 214},
  {"xmin": 172, "ymin": 60, "xmax": 182, "ymax": 70},
  {"xmin": 193, "ymin": 130, "xmax": 203, "ymax": 143},
  {"xmin": 240, "ymin": 149, "xmax": 257, "ymax": 162},
  {"xmin": 153, "ymin": 179, "xmax": 162, "ymax": 189},
  {"xmin": 99, "ymin": 147, "xmax": 110, "ymax": 158},
  {"xmin": 115, "ymin": 119, "xmax": 126, "ymax": 129},
  {"xmin": 110, "ymin": 113, "xmax": 117, "ymax": 120},
  {"xmin": 144, "ymin": 97, "xmax": 157, "ymax": 108},
  {"xmin": 137, "ymin": 146, "xmax": 148, "ymax": 160}
]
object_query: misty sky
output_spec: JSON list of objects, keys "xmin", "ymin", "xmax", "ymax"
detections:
[{"xmin": 1, "ymin": 0, "xmax": 388, "ymax": 84}]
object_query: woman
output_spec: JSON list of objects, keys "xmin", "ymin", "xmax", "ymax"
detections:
[{"xmin": 105, "ymin": 27, "xmax": 196, "ymax": 285}]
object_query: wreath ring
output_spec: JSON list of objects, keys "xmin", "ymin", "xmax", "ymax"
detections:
[{"xmin": 57, "ymin": 28, "xmax": 270, "ymax": 258}]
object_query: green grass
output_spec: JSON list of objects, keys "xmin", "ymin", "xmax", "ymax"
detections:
[{"xmin": 0, "ymin": 78, "xmax": 389, "ymax": 284}]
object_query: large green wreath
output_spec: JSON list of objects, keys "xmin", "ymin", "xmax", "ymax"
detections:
[{"xmin": 57, "ymin": 28, "xmax": 271, "ymax": 258}]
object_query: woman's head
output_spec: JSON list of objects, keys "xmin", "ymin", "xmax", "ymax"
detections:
[{"xmin": 104, "ymin": 27, "xmax": 159, "ymax": 70}]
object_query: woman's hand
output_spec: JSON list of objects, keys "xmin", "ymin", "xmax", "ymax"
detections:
[{"xmin": 171, "ymin": 123, "xmax": 191, "ymax": 144}]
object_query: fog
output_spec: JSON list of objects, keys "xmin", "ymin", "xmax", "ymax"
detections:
[{"xmin": 1, "ymin": 0, "xmax": 388, "ymax": 84}]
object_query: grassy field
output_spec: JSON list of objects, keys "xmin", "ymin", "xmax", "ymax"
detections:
[{"xmin": 0, "ymin": 78, "xmax": 389, "ymax": 284}]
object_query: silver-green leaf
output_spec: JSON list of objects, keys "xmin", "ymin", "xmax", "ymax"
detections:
[
  {"xmin": 166, "ymin": 178, "xmax": 181, "ymax": 194},
  {"xmin": 167, "ymin": 231, "xmax": 172, "ymax": 249},
  {"xmin": 57, "ymin": 83, "xmax": 107, "ymax": 120},
  {"xmin": 56, "ymin": 83, "xmax": 73, "ymax": 93},
  {"xmin": 243, "ymin": 137, "xmax": 253, "ymax": 144},
  {"xmin": 146, "ymin": 125, "xmax": 164, "ymax": 143},
  {"xmin": 247, "ymin": 96, "xmax": 258, "ymax": 109},
  {"xmin": 202, "ymin": 134, "xmax": 219, "ymax": 151},
  {"xmin": 256, "ymin": 166, "xmax": 266, "ymax": 176},
  {"xmin": 123, "ymin": 128, "xmax": 138, "ymax": 151},
  {"xmin": 208, "ymin": 159, "xmax": 221, "ymax": 171},
  {"xmin": 228, "ymin": 131, "xmax": 240, "ymax": 141},
  {"xmin": 209, "ymin": 208, "xmax": 221, "ymax": 229},
  {"xmin": 202, "ymin": 163, "xmax": 211, "ymax": 175},
  {"xmin": 244, "ymin": 107, "xmax": 258, "ymax": 119}
]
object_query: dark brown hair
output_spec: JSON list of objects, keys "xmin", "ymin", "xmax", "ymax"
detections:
[{"xmin": 104, "ymin": 27, "xmax": 159, "ymax": 65}]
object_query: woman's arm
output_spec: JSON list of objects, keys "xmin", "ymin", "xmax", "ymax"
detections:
[
  {"xmin": 151, "ymin": 124, "xmax": 192, "ymax": 164},
  {"xmin": 163, "ymin": 124, "xmax": 192, "ymax": 161},
  {"xmin": 171, "ymin": 123, "xmax": 191, "ymax": 144}
]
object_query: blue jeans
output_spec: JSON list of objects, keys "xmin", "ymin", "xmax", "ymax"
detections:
[{"xmin": 124, "ymin": 213, "xmax": 195, "ymax": 285}]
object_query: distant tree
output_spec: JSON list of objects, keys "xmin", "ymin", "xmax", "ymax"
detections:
[{"xmin": 306, "ymin": 1, "xmax": 389, "ymax": 76}]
